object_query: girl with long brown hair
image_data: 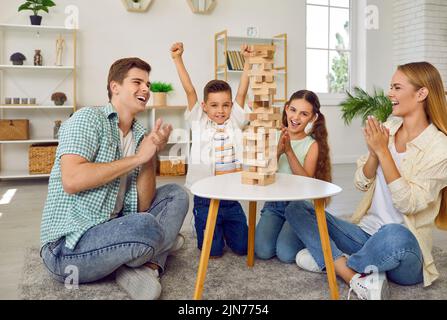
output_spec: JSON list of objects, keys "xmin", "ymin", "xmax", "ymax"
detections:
[
  {"xmin": 255, "ymin": 90, "xmax": 332, "ymax": 263},
  {"xmin": 285, "ymin": 62, "xmax": 447, "ymax": 300}
]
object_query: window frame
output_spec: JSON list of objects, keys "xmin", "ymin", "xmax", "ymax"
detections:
[{"xmin": 305, "ymin": 0, "xmax": 359, "ymax": 105}]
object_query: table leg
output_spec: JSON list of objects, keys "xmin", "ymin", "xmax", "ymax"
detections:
[
  {"xmin": 193, "ymin": 199, "xmax": 220, "ymax": 300},
  {"xmin": 247, "ymin": 201, "xmax": 257, "ymax": 267},
  {"xmin": 314, "ymin": 199, "xmax": 340, "ymax": 300}
]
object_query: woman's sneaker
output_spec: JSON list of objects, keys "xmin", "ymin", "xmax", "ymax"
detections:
[
  {"xmin": 295, "ymin": 249, "xmax": 325, "ymax": 273},
  {"xmin": 116, "ymin": 265, "xmax": 162, "ymax": 300},
  {"xmin": 348, "ymin": 272, "xmax": 390, "ymax": 300}
]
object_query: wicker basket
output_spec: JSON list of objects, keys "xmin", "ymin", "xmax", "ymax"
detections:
[
  {"xmin": 29, "ymin": 143, "xmax": 58, "ymax": 174},
  {"xmin": 0, "ymin": 119, "xmax": 29, "ymax": 140},
  {"xmin": 158, "ymin": 155, "xmax": 186, "ymax": 176}
]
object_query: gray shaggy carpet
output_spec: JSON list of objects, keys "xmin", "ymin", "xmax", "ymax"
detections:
[{"xmin": 19, "ymin": 233, "xmax": 447, "ymax": 300}]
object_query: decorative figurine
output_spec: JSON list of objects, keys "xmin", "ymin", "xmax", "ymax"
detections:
[
  {"xmin": 55, "ymin": 34, "xmax": 65, "ymax": 66},
  {"xmin": 34, "ymin": 49, "xmax": 43, "ymax": 66}
]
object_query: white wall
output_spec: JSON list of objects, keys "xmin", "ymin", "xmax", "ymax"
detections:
[{"xmin": 0, "ymin": 0, "xmax": 397, "ymax": 165}]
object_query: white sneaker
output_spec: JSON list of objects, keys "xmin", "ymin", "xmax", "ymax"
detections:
[
  {"xmin": 348, "ymin": 272, "xmax": 390, "ymax": 300},
  {"xmin": 115, "ymin": 265, "xmax": 162, "ymax": 300},
  {"xmin": 169, "ymin": 233, "xmax": 185, "ymax": 255},
  {"xmin": 295, "ymin": 249, "xmax": 324, "ymax": 274}
]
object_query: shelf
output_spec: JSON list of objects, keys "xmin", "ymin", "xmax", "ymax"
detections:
[
  {"xmin": 167, "ymin": 140, "xmax": 190, "ymax": 145},
  {"xmin": 0, "ymin": 139, "xmax": 58, "ymax": 144},
  {"xmin": 0, "ymin": 105, "xmax": 74, "ymax": 110},
  {"xmin": 0, "ymin": 23, "xmax": 77, "ymax": 32},
  {"xmin": 147, "ymin": 105, "xmax": 187, "ymax": 110},
  {"xmin": 0, "ymin": 169, "xmax": 49, "ymax": 179},
  {"xmin": 216, "ymin": 70, "xmax": 286, "ymax": 75},
  {"xmin": 216, "ymin": 36, "xmax": 283, "ymax": 43},
  {"xmin": 0, "ymin": 65, "xmax": 74, "ymax": 71}
]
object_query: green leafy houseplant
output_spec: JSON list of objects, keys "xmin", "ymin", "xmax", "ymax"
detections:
[
  {"xmin": 340, "ymin": 87, "xmax": 393, "ymax": 125},
  {"xmin": 150, "ymin": 82, "xmax": 173, "ymax": 106},
  {"xmin": 150, "ymin": 82, "xmax": 174, "ymax": 93},
  {"xmin": 18, "ymin": 0, "xmax": 56, "ymax": 25}
]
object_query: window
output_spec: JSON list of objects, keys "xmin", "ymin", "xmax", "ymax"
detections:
[{"xmin": 306, "ymin": 0, "xmax": 351, "ymax": 94}]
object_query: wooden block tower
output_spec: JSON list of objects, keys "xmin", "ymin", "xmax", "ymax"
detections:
[{"xmin": 242, "ymin": 44, "xmax": 281, "ymax": 186}]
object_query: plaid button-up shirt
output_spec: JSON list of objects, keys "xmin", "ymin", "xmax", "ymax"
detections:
[{"xmin": 40, "ymin": 103, "xmax": 147, "ymax": 250}]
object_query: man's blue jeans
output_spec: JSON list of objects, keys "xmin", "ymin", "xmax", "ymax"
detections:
[
  {"xmin": 40, "ymin": 184, "xmax": 189, "ymax": 284},
  {"xmin": 193, "ymin": 196, "xmax": 248, "ymax": 257},
  {"xmin": 284, "ymin": 201, "xmax": 424, "ymax": 286}
]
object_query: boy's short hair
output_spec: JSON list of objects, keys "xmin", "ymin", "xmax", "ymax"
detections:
[
  {"xmin": 107, "ymin": 57, "xmax": 151, "ymax": 100},
  {"xmin": 203, "ymin": 80, "xmax": 232, "ymax": 102}
]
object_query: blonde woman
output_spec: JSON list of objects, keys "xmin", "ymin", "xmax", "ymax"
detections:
[{"xmin": 285, "ymin": 62, "xmax": 447, "ymax": 300}]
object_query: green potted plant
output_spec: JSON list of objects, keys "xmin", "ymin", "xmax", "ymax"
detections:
[
  {"xmin": 51, "ymin": 92, "xmax": 67, "ymax": 106},
  {"xmin": 18, "ymin": 0, "xmax": 56, "ymax": 26},
  {"xmin": 340, "ymin": 87, "xmax": 393, "ymax": 125},
  {"xmin": 150, "ymin": 82, "xmax": 174, "ymax": 106}
]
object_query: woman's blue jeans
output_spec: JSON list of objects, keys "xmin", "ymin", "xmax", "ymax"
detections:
[
  {"xmin": 284, "ymin": 201, "xmax": 424, "ymax": 286},
  {"xmin": 40, "ymin": 184, "xmax": 189, "ymax": 284}
]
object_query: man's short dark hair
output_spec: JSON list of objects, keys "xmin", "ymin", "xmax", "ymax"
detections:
[
  {"xmin": 203, "ymin": 80, "xmax": 232, "ymax": 102},
  {"xmin": 107, "ymin": 57, "xmax": 151, "ymax": 100}
]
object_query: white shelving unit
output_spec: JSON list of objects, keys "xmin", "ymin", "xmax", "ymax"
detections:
[
  {"xmin": 0, "ymin": 23, "xmax": 78, "ymax": 180},
  {"xmin": 136, "ymin": 105, "xmax": 190, "ymax": 176},
  {"xmin": 214, "ymin": 30, "xmax": 288, "ymax": 106}
]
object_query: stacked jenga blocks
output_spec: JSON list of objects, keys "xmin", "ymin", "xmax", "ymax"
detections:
[{"xmin": 242, "ymin": 44, "xmax": 281, "ymax": 186}]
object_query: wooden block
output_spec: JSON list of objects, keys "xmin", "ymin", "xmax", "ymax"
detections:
[
  {"xmin": 257, "ymin": 113, "xmax": 282, "ymax": 121},
  {"xmin": 242, "ymin": 177, "xmax": 257, "ymax": 185},
  {"xmin": 248, "ymin": 57, "xmax": 274, "ymax": 64},
  {"xmin": 253, "ymin": 95, "xmax": 272, "ymax": 102},
  {"xmin": 249, "ymin": 166, "xmax": 258, "ymax": 173},
  {"xmin": 251, "ymin": 82, "xmax": 277, "ymax": 90},
  {"xmin": 245, "ymin": 158, "xmax": 268, "ymax": 167},
  {"xmin": 252, "ymin": 101, "xmax": 271, "ymax": 109},
  {"xmin": 264, "ymin": 75, "xmax": 274, "ymax": 83},
  {"xmin": 252, "ymin": 87, "xmax": 277, "ymax": 96},
  {"xmin": 257, "ymin": 174, "xmax": 275, "ymax": 186},
  {"xmin": 251, "ymin": 44, "xmax": 276, "ymax": 52},
  {"xmin": 253, "ymin": 106, "xmax": 275, "ymax": 114},
  {"xmin": 249, "ymin": 70, "xmax": 275, "ymax": 78},
  {"xmin": 251, "ymin": 120, "xmax": 278, "ymax": 128}
]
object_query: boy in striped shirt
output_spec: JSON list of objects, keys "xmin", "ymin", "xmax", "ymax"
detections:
[{"xmin": 171, "ymin": 42, "xmax": 251, "ymax": 257}]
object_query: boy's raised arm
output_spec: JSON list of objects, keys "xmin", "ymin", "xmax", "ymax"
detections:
[
  {"xmin": 235, "ymin": 44, "xmax": 253, "ymax": 109},
  {"xmin": 171, "ymin": 42, "xmax": 198, "ymax": 111}
]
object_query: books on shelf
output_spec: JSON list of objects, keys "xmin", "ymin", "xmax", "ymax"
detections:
[{"xmin": 225, "ymin": 50, "xmax": 245, "ymax": 71}]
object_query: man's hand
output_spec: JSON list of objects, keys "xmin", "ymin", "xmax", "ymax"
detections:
[
  {"xmin": 149, "ymin": 118, "xmax": 173, "ymax": 152},
  {"xmin": 171, "ymin": 42, "xmax": 184, "ymax": 60},
  {"xmin": 136, "ymin": 119, "xmax": 172, "ymax": 164}
]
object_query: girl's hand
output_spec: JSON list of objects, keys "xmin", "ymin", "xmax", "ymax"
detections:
[
  {"xmin": 364, "ymin": 116, "xmax": 390, "ymax": 157},
  {"xmin": 283, "ymin": 131, "xmax": 293, "ymax": 155},
  {"xmin": 277, "ymin": 127, "xmax": 287, "ymax": 156}
]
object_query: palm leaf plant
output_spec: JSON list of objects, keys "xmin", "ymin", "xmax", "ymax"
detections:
[{"xmin": 340, "ymin": 87, "xmax": 393, "ymax": 125}]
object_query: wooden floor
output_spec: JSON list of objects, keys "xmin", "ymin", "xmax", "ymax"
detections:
[{"xmin": 0, "ymin": 164, "xmax": 445, "ymax": 299}]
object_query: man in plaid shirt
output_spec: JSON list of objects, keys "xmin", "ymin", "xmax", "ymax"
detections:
[{"xmin": 40, "ymin": 57, "xmax": 189, "ymax": 300}]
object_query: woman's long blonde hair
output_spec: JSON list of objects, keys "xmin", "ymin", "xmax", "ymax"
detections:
[{"xmin": 398, "ymin": 62, "xmax": 447, "ymax": 230}]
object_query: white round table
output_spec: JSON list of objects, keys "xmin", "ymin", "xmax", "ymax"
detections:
[{"xmin": 190, "ymin": 172, "xmax": 343, "ymax": 300}]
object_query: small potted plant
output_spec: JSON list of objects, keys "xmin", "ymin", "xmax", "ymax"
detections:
[
  {"xmin": 18, "ymin": 0, "xmax": 56, "ymax": 26},
  {"xmin": 340, "ymin": 87, "xmax": 393, "ymax": 125},
  {"xmin": 10, "ymin": 52, "xmax": 26, "ymax": 65},
  {"xmin": 51, "ymin": 92, "xmax": 67, "ymax": 106},
  {"xmin": 150, "ymin": 82, "xmax": 174, "ymax": 106}
]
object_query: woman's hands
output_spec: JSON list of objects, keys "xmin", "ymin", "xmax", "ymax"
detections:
[{"xmin": 363, "ymin": 116, "xmax": 390, "ymax": 159}]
